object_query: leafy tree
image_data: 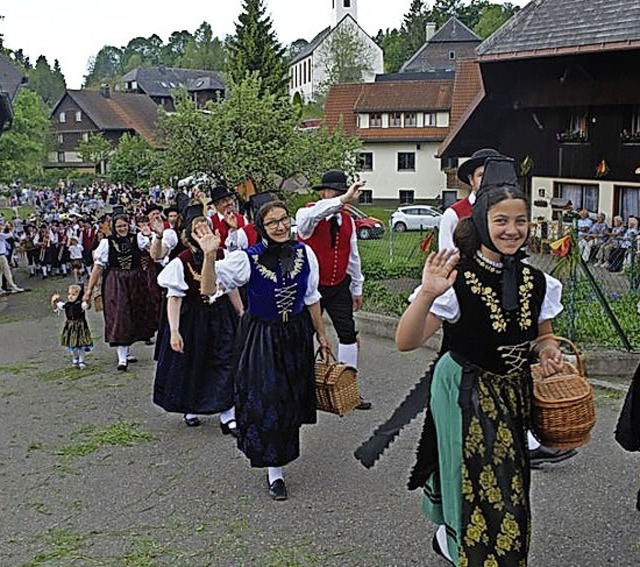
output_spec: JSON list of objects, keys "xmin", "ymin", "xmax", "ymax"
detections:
[
  {"xmin": 226, "ymin": 0, "xmax": 288, "ymax": 96},
  {"xmin": 401, "ymin": 0, "xmax": 432, "ymax": 61},
  {"xmin": 163, "ymin": 30, "xmax": 195, "ymax": 67},
  {"xmin": 155, "ymin": 74, "xmax": 360, "ymax": 191},
  {"xmin": 121, "ymin": 35, "xmax": 164, "ymax": 72},
  {"xmin": 26, "ymin": 55, "xmax": 66, "ymax": 108},
  {"xmin": 316, "ymin": 23, "xmax": 375, "ymax": 98},
  {"xmin": 84, "ymin": 46, "xmax": 123, "ymax": 88},
  {"xmin": 375, "ymin": 28, "xmax": 406, "ymax": 74},
  {"xmin": 179, "ymin": 22, "xmax": 226, "ymax": 71},
  {"xmin": 109, "ymin": 133, "xmax": 157, "ymax": 185},
  {"xmin": 285, "ymin": 39, "xmax": 309, "ymax": 63},
  {"xmin": 474, "ymin": 3, "xmax": 520, "ymax": 38},
  {"xmin": 0, "ymin": 89, "xmax": 50, "ymax": 182},
  {"xmin": 77, "ymin": 133, "xmax": 112, "ymax": 175}
]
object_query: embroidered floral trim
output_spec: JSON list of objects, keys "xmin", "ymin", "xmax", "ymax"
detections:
[
  {"xmin": 465, "ymin": 271, "xmax": 507, "ymax": 332},
  {"xmin": 186, "ymin": 261, "xmax": 203, "ymax": 283},
  {"xmin": 290, "ymin": 247, "xmax": 305, "ymax": 279},
  {"xmin": 518, "ymin": 267, "xmax": 534, "ymax": 330},
  {"xmin": 475, "ymin": 251, "xmax": 502, "ymax": 273},
  {"xmin": 252, "ymin": 253, "xmax": 277, "ymax": 283}
]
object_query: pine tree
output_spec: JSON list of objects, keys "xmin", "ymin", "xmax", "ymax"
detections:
[{"xmin": 225, "ymin": 0, "xmax": 288, "ymax": 96}]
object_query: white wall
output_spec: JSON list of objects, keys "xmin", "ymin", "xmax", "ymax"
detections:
[{"xmin": 358, "ymin": 141, "xmax": 447, "ymax": 201}]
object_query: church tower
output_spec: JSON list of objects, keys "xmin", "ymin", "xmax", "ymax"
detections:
[{"xmin": 331, "ymin": 0, "xmax": 358, "ymax": 27}]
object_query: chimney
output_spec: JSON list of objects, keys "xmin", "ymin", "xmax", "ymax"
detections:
[
  {"xmin": 100, "ymin": 84, "xmax": 110, "ymax": 98},
  {"xmin": 426, "ymin": 22, "xmax": 436, "ymax": 42}
]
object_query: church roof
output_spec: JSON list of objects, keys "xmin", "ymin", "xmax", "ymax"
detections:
[
  {"xmin": 290, "ymin": 26, "xmax": 332, "ymax": 64},
  {"xmin": 478, "ymin": 0, "xmax": 640, "ymax": 60}
]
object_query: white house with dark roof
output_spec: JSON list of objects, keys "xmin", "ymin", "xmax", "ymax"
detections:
[{"xmin": 288, "ymin": 0, "xmax": 383, "ymax": 102}]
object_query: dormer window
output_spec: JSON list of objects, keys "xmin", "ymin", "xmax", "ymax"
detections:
[
  {"xmin": 370, "ymin": 113, "xmax": 382, "ymax": 128},
  {"xmin": 404, "ymin": 113, "xmax": 417, "ymax": 127},
  {"xmin": 75, "ymin": 111, "xmax": 82, "ymax": 122},
  {"xmin": 390, "ymin": 112, "xmax": 402, "ymax": 127},
  {"xmin": 59, "ymin": 112, "xmax": 66, "ymax": 123}
]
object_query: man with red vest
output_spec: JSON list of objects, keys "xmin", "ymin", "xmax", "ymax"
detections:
[
  {"xmin": 208, "ymin": 184, "xmax": 247, "ymax": 259},
  {"xmin": 296, "ymin": 170, "xmax": 371, "ymax": 410},
  {"xmin": 438, "ymin": 148, "xmax": 502, "ymax": 251}
]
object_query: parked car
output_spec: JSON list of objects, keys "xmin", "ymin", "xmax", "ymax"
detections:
[
  {"xmin": 391, "ymin": 205, "xmax": 442, "ymax": 232},
  {"xmin": 344, "ymin": 204, "xmax": 385, "ymax": 240}
]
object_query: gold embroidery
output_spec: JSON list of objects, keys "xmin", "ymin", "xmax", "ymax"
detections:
[
  {"xmin": 290, "ymin": 247, "xmax": 305, "ymax": 279},
  {"xmin": 252, "ymin": 253, "xmax": 277, "ymax": 283},
  {"xmin": 465, "ymin": 271, "xmax": 507, "ymax": 332},
  {"xmin": 464, "ymin": 506, "xmax": 489, "ymax": 548},
  {"xmin": 518, "ymin": 267, "xmax": 534, "ymax": 330},
  {"xmin": 186, "ymin": 262, "xmax": 203, "ymax": 283}
]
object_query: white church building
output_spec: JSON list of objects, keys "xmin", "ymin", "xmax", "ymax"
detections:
[{"xmin": 288, "ymin": 0, "xmax": 384, "ymax": 102}]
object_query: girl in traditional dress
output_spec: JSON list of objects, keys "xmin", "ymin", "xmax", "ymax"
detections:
[
  {"xmin": 51, "ymin": 284, "xmax": 93, "ymax": 369},
  {"xmin": 82, "ymin": 213, "xmax": 154, "ymax": 370},
  {"xmin": 396, "ymin": 158, "xmax": 565, "ymax": 566},
  {"xmin": 210, "ymin": 200, "xmax": 330, "ymax": 501},
  {"xmin": 153, "ymin": 205, "xmax": 239, "ymax": 431}
]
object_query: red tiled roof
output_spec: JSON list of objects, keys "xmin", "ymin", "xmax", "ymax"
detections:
[
  {"xmin": 323, "ymin": 83, "xmax": 364, "ymax": 136},
  {"xmin": 355, "ymin": 80, "xmax": 453, "ymax": 111}
]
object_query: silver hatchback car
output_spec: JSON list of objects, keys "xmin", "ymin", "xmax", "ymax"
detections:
[{"xmin": 391, "ymin": 205, "xmax": 442, "ymax": 232}]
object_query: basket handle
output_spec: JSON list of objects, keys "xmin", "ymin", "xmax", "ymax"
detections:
[
  {"xmin": 535, "ymin": 334, "xmax": 586, "ymax": 377},
  {"xmin": 315, "ymin": 346, "xmax": 336, "ymax": 363}
]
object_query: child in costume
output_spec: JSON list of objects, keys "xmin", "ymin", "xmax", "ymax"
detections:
[{"xmin": 51, "ymin": 284, "xmax": 93, "ymax": 369}]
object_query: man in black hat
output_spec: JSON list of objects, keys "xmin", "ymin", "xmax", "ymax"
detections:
[
  {"xmin": 296, "ymin": 170, "xmax": 371, "ymax": 410},
  {"xmin": 208, "ymin": 185, "xmax": 247, "ymax": 260},
  {"xmin": 439, "ymin": 148, "xmax": 502, "ymax": 251}
]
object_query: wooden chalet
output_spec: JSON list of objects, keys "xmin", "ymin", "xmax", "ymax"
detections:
[
  {"xmin": 439, "ymin": 0, "xmax": 640, "ymax": 221},
  {"xmin": 0, "ymin": 54, "xmax": 26, "ymax": 134},
  {"xmin": 49, "ymin": 85, "xmax": 160, "ymax": 171}
]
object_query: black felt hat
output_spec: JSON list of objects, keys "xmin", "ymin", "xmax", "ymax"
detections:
[
  {"xmin": 312, "ymin": 170, "xmax": 349, "ymax": 193},
  {"xmin": 144, "ymin": 203, "xmax": 163, "ymax": 216},
  {"xmin": 457, "ymin": 148, "xmax": 502, "ymax": 184},
  {"xmin": 209, "ymin": 184, "xmax": 236, "ymax": 202}
]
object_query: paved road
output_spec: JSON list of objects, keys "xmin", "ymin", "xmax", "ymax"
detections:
[{"xmin": 1, "ymin": 276, "xmax": 639, "ymax": 566}]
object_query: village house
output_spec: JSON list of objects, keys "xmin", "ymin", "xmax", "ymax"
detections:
[{"xmin": 0, "ymin": 54, "xmax": 26, "ymax": 135}]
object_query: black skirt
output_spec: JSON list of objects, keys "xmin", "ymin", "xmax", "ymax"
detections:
[
  {"xmin": 234, "ymin": 310, "xmax": 316, "ymax": 468},
  {"xmin": 153, "ymin": 295, "xmax": 238, "ymax": 415}
]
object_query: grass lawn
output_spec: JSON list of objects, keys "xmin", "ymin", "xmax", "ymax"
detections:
[{"xmin": 1, "ymin": 205, "xmax": 35, "ymax": 220}]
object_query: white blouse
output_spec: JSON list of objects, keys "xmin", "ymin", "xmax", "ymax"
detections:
[
  {"xmin": 408, "ymin": 272, "xmax": 564, "ymax": 324},
  {"xmin": 157, "ymin": 245, "xmax": 322, "ymax": 306},
  {"xmin": 93, "ymin": 234, "xmax": 148, "ymax": 267}
]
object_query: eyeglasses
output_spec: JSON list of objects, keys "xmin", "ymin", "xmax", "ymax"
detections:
[{"xmin": 263, "ymin": 215, "xmax": 291, "ymax": 230}]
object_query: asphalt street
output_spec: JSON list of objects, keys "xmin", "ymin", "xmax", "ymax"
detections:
[{"xmin": 0, "ymin": 276, "xmax": 639, "ymax": 566}]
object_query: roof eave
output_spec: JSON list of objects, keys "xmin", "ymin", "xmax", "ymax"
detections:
[{"xmin": 478, "ymin": 39, "xmax": 640, "ymax": 62}]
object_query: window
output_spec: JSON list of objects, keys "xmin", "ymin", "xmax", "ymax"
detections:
[
  {"xmin": 556, "ymin": 182, "xmax": 599, "ymax": 213},
  {"xmin": 621, "ymin": 105, "xmax": 640, "ymax": 142},
  {"xmin": 358, "ymin": 152, "xmax": 373, "ymax": 171},
  {"xmin": 57, "ymin": 151, "xmax": 65, "ymax": 163},
  {"xmin": 449, "ymin": 51, "xmax": 456, "ymax": 60},
  {"xmin": 344, "ymin": 0, "xmax": 351, "ymax": 6},
  {"xmin": 557, "ymin": 111, "xmax": 588, "ymax": 142},
  {"xmin": 618, "ymin": 186, "xmax": 640, "ymax": 220},
  {"xmin": 59, "ymin": 112, "xmax": 66, "ymax": 123},
  {"xmin": 83, "ymin": 133, "xmax": 89, "ymax": 142},
  {"xmin": 404, "ymin": 113, "xmax": 417, "ymax": 127},
  {"xmin": 424, "ymin": 112, "xmax": 436, "ymax": 127},
  {"xmin": 369, "ymin": 113, "xmax": 382, "ymax": 128},
  {"xmin": 390, "ymin": 112, "xmax": 402, "ymax": 127},
  {"xmin": 75, "ymin": 111, "xmax": 82, "ymax": 122},
  {"xmin": 359, "ymin": 189, "xmax": 373, "ymax": 204},
  {"xmin": 398, "ymin": 152, "xmax": 416, "ymax": 171},
  {"xmin": 57, "ymin": 133, "xmax": 64, "ymax": 144},
  {"xmin": 399, "ymin": 190, "xmax": 415, "ymax": 204}
]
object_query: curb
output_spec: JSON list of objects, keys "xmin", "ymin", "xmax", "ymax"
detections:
[{"xmin": 351, "ymin": 311, "xmax": 637, "ymax": 389}]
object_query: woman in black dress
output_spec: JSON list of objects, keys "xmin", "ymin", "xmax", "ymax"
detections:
[{"xmin": 211, "ymin": 200, "xmax": 330, "ymax": 500}]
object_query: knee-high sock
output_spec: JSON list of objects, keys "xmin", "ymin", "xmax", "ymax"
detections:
[
  {"xmin": 116, "ymin": 346, "xmax": 128, "ymax": 365},
  {"xmin": 220, "ymin": 407, "xmax": 235, "ymax": 425},
  {"xmin": 527, "ymin": 430, "xmax": 541, "ymax": 450},
  {"xmin": 436, "ymin": 525, "xmax": 452, "ymax": 562},
  {"xmin": 338, "ymin": 342, "xmax": 358, "ymax": 369},
  {"xmin": 268, "ymin": 466, "xmax": 284, "ymax": 484}
]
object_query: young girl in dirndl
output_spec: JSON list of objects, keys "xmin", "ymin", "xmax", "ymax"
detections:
[{"xmin": 51, "ymin": 284, "xmax": 93, "ymax": 369}]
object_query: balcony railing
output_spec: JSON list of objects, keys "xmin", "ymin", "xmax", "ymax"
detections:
[{"xmin": 556, "ymin": 130, "xmax": 588, "ymax": 143}]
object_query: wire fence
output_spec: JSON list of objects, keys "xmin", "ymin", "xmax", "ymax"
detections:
[{"xmin": 360, "ymin": 225, "xmax": 640, "ymax": 351}]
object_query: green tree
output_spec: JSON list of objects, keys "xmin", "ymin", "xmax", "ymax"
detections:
[
  {"xmin": 401, "ymin": 0, "xmax": 432, "ymax": 61},
  {"xmin": 84, "ymin": 46, "xmax": 123, "ymax": 88},
  {"xmin": 121, "ymin": 35, "xmax": 164, "ymax": 73},
  {"xmin": 26, "ymin": 55, "xmax": 66, "ymax": 108},
  {"xmin": 77, "ymin": 133, "xmax": 112, "ymax": 175},
  {"xmin": 375, "ymin": 28, "xmax": 405, "ymax": 74},
  {"xmin": 155, "ymin": 74, "xmax": 360, "ymax": 191},
  {"xmin": 316, "ymin": 23, "xmax": 375, "ymax": 98},
  {"xmin": 0, "ymin": 89, "xmax": 50, "ymax": 182},
  {"xmin": 474, "ymin": 3, "xmax": 520, "ymax": 39},
  {"xmin": 179, "ymin": 22, "xmax": 226, "ymax": 71},
  {"xmin": 226, "ymin": 0, "xmax": 288, "ymax": 96},
  {"xmin": 109, "ymin": 133, "xmax": 157, "ymax": 185},
  {"xmin": 163, "ymin": 30, "xmax": 194, "ymax": 67}
]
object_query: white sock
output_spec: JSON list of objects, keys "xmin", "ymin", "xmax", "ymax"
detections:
[
  {"xmin": 185, "ymin": 413, "xmax": 198, "ymax": 420},
  {"xmin": 338, "ymin": 342, "xmax": 358, "ymax": 368},
  {"xmin": 268, "ymin": 466, "xmax": 284, "ymax": 484},
  {"xmin": 220, "ymin": 407, "xmax": 235, "ymax": 425},
  {"xmin": 436, "ymin": 525, "xmax": 452, "ymax": 562},
  {"xmin": 116, "ymin": 346, "xmax": 128, "ymax": 365},
  {"xmin": 77, "ymin": 351, "xmax": 85, "ymax": 363},
  {"xmin": 527, "ymin": 430, "xmax": 541, "ymax": 450}
]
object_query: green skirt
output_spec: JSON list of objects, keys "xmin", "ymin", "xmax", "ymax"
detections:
[{"xmin": 422, "ymin": 352, "xmax": 531, "ymax": 567}]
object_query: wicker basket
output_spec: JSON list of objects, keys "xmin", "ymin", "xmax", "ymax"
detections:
[
  {"xmin": 314, "ymin": 349, "xmax": 359, "ymax": 416},
  {"xmin": 530, "ymin": 336, "xmax": 596, "ymax": 450}
]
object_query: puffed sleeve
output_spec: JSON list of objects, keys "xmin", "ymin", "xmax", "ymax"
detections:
[
  {"xmin": 304, "ymin": 245, "xmax": 322, "ymax": 305},
  {"xmin": 539, "ymin": 273, "xmax": 563, "ymax": 322},
  {"xmin": 157, "ymin": 257, "xmax": 188, "ymax": 297},
  {"xmin": 93, "ymin": 238, "xmax": 109, "ymax": 267},
  {"xmin": 407, "ymin": 284, "xmax": 461, "ymax": 323},
  {"xmin": 213, "ymin": 250, "xmax": 251, "ymax": 295},
  {"xmin": 137, "ymin": 232, "xmax": 151, "ymax": 251},
  {"xmin": 161, "ymin": 228, "xmax": 178, "ymax": 251}
]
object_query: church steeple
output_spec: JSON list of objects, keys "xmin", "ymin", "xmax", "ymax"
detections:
[{"xmin": 331, "ymin": 0, "xmax": 358, "ymax": 27}]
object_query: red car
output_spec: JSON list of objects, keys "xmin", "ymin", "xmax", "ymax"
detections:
[{"xmin": 344, "ymin": 204, "xmax": 385, "ymax": 240}]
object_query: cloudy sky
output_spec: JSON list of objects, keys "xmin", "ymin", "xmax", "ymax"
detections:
[{"xmin": 1, "ymin": 0, "xmax": 529, "ymax": 89}]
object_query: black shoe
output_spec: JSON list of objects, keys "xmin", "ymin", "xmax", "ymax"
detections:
[
  {"xmin": 126, "ymin": 356, "xmax": 138, "ymax": 363},
  {"xmin": 116, "ymin": 363, "xmax": 128, "ymax": 371},
  {"xmin": 356, "ymin": 396, "xmax": 372, "ymax": 410},
  {"xmin": 144, "ymin": 338, "xmax": 155, "ymax": 345},
  {"xmin": 432, "ymin": 533, "xmax": 454, "ymax": 565},
  {"xmin": 220, "ymin": 419, "xmax": 239, "ymax": 438},
  {"xmin": 183, "ymin": 415, "xmax": 201, "ymax": 427},
  {"xmin": 268, "ymin": 478, "xmax": 288, "ymax": 501},
  {"xmin": 529, "ymin": 445, "xmax": 578, "ymax": 468}
]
